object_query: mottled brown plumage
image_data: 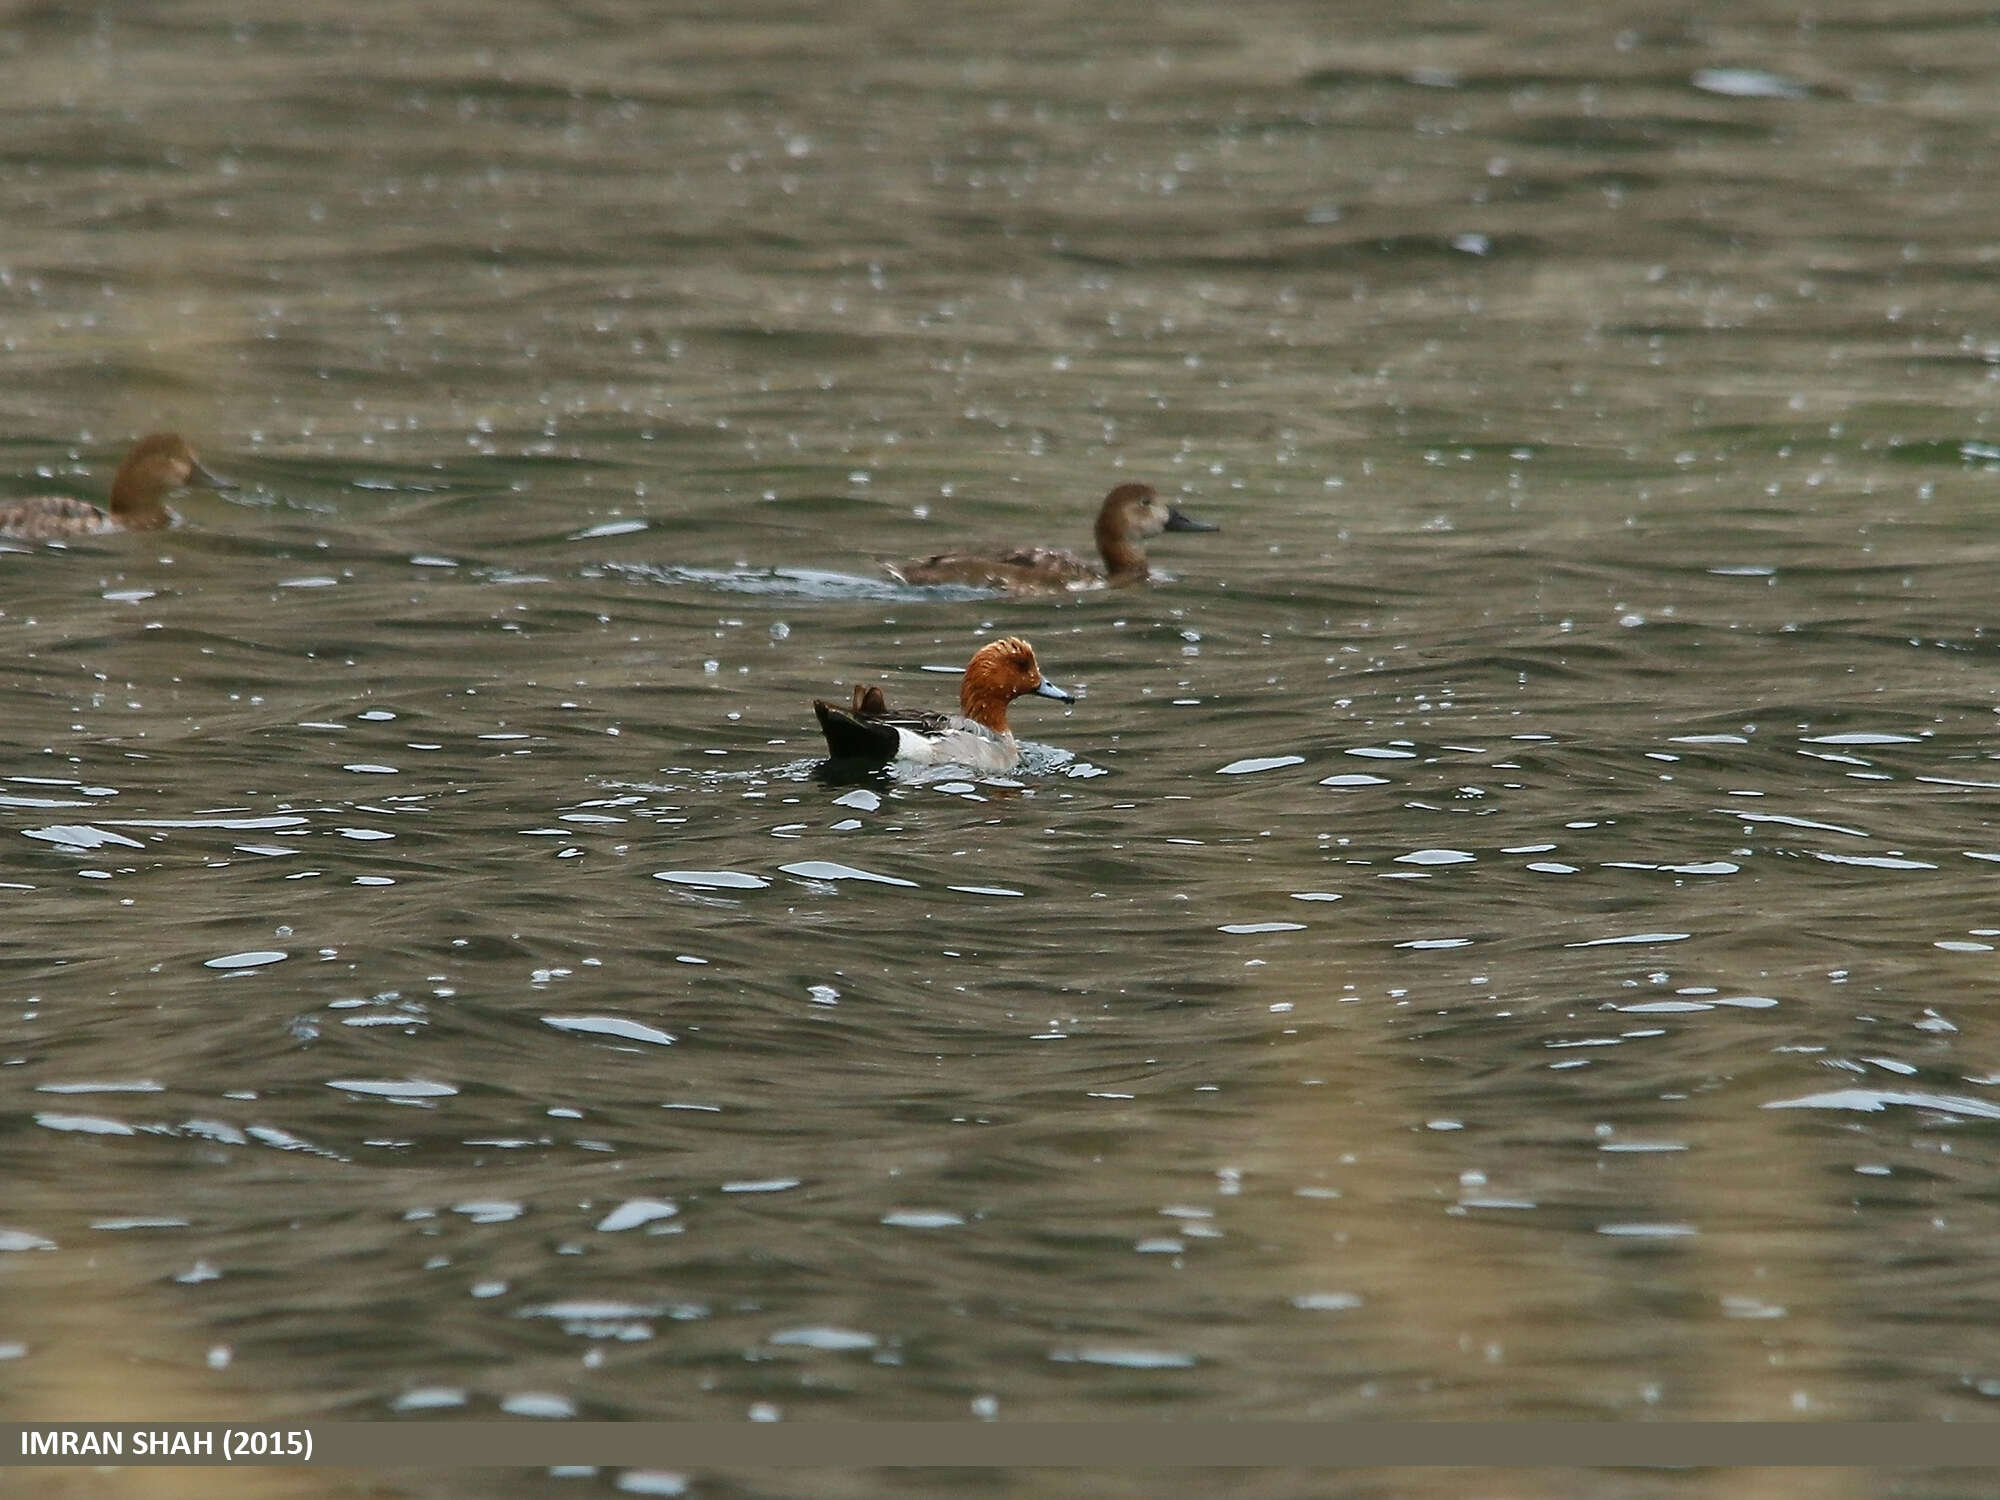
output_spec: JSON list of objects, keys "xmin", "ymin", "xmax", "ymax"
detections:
[
  {"xmin": 0, "ymin": 432, "xmax": 234, "ymax": 540},
  {"xmin": 887, "ymin": 483, "xmax": 1218, "ymax": 594}
]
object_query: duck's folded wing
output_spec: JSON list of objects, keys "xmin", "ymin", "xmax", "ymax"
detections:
[
  {"xmin": 0, "ymin": 496, "xmax": 112, "ymax": 540},
  {"xmin": 986, "ymin": 544, "xmax": 1091, "ymax": 575},
  {"xmin": 888, "ymin": 544, "xmax": 1094, "ymax": 588}
]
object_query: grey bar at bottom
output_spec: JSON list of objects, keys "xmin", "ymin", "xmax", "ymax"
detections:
[
  {"xmin": 9, "ymin": 1423, "xmax": 2000, "ymax": 1468},
  {"xmin": 311, "ymin": 1422, "xmax": 2000, "ymax": 1467}
]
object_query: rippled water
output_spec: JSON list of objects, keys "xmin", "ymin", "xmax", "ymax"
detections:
[{"xmin": 7, "ymin": 1, "xmax": 2000, "ymax": 1495}]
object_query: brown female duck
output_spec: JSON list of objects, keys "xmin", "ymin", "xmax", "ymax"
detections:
[
  {"xmin": 886, "ymin": 482, "xmax": 1217, "ymax": 594},
  {"xmin": 0, "ymin": 432, "xmax": 234, "ymax": 540}
]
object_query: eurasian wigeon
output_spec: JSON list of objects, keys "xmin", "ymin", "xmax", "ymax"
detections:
[
  {"xmin": 813, "ymin": 636, "xmax": 1074, "ymax": 771},
  {"xmin": 886, "ymin": 482, "xmax": 1218, "ymax": 594},
  {"xmin": 0, "ymin": 432, "xmax": 234, "ymax": 541}
]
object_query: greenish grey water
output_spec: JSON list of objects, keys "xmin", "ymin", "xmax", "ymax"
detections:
[{"xmin": 5, "ymin": 2, "xmax": 2000, "ymax": 1497}]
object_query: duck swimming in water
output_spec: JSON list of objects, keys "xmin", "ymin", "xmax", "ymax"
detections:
[
  {"xmin": 813, "ymin": 636, "xmax": 1074, "ymax": 771},
  {"xmin": 886, "ymin": 482, "xmax": 1218, "ymax": 594},
  {"xmin": 0, "ymin": 432, "xmax": 234, "ymax": 540}
]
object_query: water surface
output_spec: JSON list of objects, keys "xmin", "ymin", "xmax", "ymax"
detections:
[{"xmin": 6, "ymin": 2, "xmax": 2000, "ymax": 1497}]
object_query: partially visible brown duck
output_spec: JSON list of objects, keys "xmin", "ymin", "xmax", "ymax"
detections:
[
  {"xmin": 0, "ymin": 432, "xmax": 234, "ymax": 540},
  {"xmin": 885, "ymin": 482, "xmax": 1218, "ymax": 594}
]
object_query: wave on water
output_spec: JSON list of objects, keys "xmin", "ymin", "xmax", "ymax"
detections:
[{"xmin": 599, "ymin": 561, "xmax": 996, "ymax": 602}]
